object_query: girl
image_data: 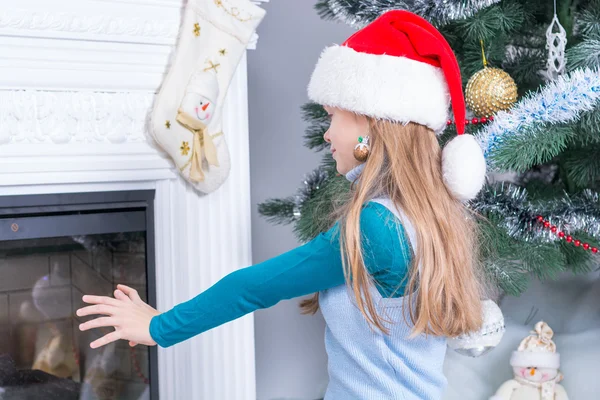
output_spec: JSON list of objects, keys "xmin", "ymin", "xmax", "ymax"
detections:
[{"xmin": 77, "ymin": 9, "xmax": 489, "ymax": 399}]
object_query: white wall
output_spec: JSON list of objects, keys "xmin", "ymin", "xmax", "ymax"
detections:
[{"xmin": 247, "ymin": 1, "xmax": 354, "ymax": 399}]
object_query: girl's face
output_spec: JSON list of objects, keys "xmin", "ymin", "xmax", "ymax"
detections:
[{"xmin": 323, "ymin": 105, "xmax": 370, "ymax": 175}]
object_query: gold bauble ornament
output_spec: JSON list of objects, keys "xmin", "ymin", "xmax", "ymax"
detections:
[
  {"xmin": 353, "ymin": 145, "xmax": 369, "ymax": 162},
  {"xmin": 353, "ymin": 135, "xmax": 370, "ymax": 162},
  {"xmin": 465, "ymin": 67, "xmax": 518, "ymax": 118}
]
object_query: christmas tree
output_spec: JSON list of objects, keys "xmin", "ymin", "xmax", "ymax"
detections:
[{"xmin": 258, "ymin": 0, "xmax": 600, "ymax": 297}]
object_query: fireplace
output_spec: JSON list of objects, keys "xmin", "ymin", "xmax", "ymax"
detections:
[{"xmin": 0, "ymin": 191, "xmax": 158, "ymax": 399}]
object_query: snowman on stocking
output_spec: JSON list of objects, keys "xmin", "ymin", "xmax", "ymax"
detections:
[
  {"xmin": 490, "ymin": 321, "xmax": 569, "ymax": 400},
  {"xmin": 150, "ymin": 0, "xmax": 266, "ymax": 193},
  {"xmin": 175, "ymin": 70, "xmax": 221, "ymax": 184}
]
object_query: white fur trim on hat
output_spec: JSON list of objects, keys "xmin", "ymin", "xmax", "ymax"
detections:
[
  {"xmin": 441, "ymin": 134, "xmax": 487, "ymax": 201},
  {"xmin": 510, "ymin": 351, "xmax": 560, "ymax": 369},
  {"xmin": 307, "ymin": 45, "xmax": 450, "ymax": 133}
]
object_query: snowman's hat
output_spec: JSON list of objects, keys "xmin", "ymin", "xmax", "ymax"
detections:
[
  {"xmin": 185, "ymin": 69, "xmax": 219, "ymax": 103},
  {"xmin": 510, "ymin": 321, "xmax": 560, "ymax": 369}
]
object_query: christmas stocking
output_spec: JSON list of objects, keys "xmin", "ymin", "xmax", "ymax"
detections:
[{"xmin": 150, "ymin": 0, "xmax": 266, "ymax": 193}]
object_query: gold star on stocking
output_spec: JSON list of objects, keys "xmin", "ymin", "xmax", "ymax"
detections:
[
  {"xmin": 193, "ymin": 23, "xmax": 201, "ymax": 37},
  {"xmin": 180, "ymin": 141, "xmax": 190, "ymax": 156},
  {"xmin": 203, "ymin": 60, "xmax": 221, "ymax": 73},
  {"xmin": 219, "ymin": 48, "xmax": 227, "ymax": 56},
  {"xmin": 165, "ymin": 120, "xmax": 171, "ymax": 129}
]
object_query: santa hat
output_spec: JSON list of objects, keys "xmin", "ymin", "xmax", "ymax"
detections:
[
  {"xmin": 307, "ymin": 10, "xmax": 486, "ymax": 201},
  {"xmin": 510, "ymin": 321, "xmax": 560, "ymax": 369}
]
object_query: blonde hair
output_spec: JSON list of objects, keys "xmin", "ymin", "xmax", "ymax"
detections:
[{"xmin": 300, "ymin": 118, "xmax": 487, "ymax": 338}]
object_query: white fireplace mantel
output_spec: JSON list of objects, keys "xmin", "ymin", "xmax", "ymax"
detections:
[{"xmin": 0, "ymin": 0, "xmax": 268, "ymax": 398}]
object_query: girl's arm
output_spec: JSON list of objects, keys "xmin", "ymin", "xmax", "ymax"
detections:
[
  {"xmin": 150, "ymin": 202, "xmax": 410, "ymax": 348},
  {"xmin": 77, "ymin": 202, "xmax": 410, "ymax": 349},
  {"xmin": 150, "ymin": 226, "xmax": 345, "ymax": 347}
]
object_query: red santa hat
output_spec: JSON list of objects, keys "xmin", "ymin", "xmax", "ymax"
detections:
[{"xmin": 307, "ymin": 10, "xmax": 486, "ymax": 201}]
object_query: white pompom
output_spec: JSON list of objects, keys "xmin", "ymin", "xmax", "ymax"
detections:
[{"xmin": 441, "ymin": 134, "xmax": 487, "ymax": 201}]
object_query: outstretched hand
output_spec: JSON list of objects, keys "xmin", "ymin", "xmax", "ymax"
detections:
[{"xmin": 77, "ymin": 284, "xmax": 160, "ymax": 349}]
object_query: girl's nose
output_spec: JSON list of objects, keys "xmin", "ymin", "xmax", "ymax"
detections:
[{"xmin": 323, "ymin": 130, "xmax": 331, "ymax": 143}]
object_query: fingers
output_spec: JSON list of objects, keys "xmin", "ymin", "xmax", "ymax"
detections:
[
  {"xmin": 79, "ymin": 317, "xmax": 118, "ymax": 332},
  {"xmin": 82, "ymin": 295, "xmax": 121, "ymax": 307},
  {"xmin": 76, "ymin": 304, "xmax": 117, "ymax": 317},
  {"xmin": 117, "ymin": 284, "xmax": 142, "ymax": 303},
  {"xmin": 114, "ymin": 289, "xmax": 132, "ymax": 303},
  {"xmin": 90, "ymin": 330, "xmax": 122, "ymax": 349}
]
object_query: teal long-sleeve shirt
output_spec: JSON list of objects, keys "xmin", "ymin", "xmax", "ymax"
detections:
[{"xmin": 149, "ymin": 201, "xmax": 413, "ymax": 348}]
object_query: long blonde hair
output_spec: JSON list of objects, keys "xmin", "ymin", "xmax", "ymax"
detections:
[{"xmin": 300, "ymin": 118, "xmax": 487, "ymax": 338}]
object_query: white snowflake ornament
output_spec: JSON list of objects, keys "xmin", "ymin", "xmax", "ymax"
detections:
[{"xmin": 541, "ymin": 8, "xmax": 567, "ymax": 81}]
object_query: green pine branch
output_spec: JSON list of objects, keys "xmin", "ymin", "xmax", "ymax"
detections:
[
  {"xmin": 563, "ymin": 145, "xmax": 600, "ymax": 189},
  {"xmin": 451, "ymin": 1, "xmax": 527, "ymax": 45},
  {"xmin": 484, "ymin": 260, "xmax": 529, "ymax": 296},
  {"xmin": 477, "ymin": 215, "xmax": 530, "ymax": 296},
  {"xmin": 257, "ymin": 198, "xmax": 297, "ymax": 225},
  {"xmin": 301, "ymin": 102, "xmax": 330, "ymax": 151},
  {"xmin": 574, "ymin": 108, "xmax": 600, "ymax": 142},
  {"xmin": 566, "ymin": 32, "xmax": 600, "ymax": 71},
  {"xmin": 577, "ymin": 0, "xmax": 600, "ymax": 37},
  {"xmin": 560, "ymin": 231, "xmax": 599, "ymax": 273},
  {"xmin": 314, "ymin": 0, "xmax": 335, "ymax": 22},
  {"xmin": 293, "ymin": 175, "xmax": 350, "ymax": 242},
  {"xmin": 489, "ymin": 125, "xmax": 574, "ymax": 172},
  {"xmin": 517, "ymin": 242, "xmax": 566, "ymax": 281},
  {"xmin": 501, "ymin": 47, "xmax": 547, "ymax": 95}
]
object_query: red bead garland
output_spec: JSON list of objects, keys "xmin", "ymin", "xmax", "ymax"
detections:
[
  {"xmin": 537, "ymin": 215, "xmax": 598, "ymax": 253},
  {"xmin": 447, "ymin": 115, "xmax": 494, "ymax": 126}
]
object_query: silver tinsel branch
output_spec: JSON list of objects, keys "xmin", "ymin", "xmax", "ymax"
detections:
[
  {"xmin": 472, "ymin": 183, "xmax": 600, "ymax": 242},
  {"xmin": 476, "ymin": 67, "xmax": 600, "ymax": 169},
  {"xmin": 318, "ymin": 0, "xmax": 500, "ymax": 28},
  {"xmin": 471, "ymin": 183, "xmax": 540, "ymax": 241},
  {"xmin": 531, "ymin": 190, "xmax": 600, "ymax": 240},
  {"xmin": 293, "ymin": 168, "xmax": 330, "ymax": 219}
]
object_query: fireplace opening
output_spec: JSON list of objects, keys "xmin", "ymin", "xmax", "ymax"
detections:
[{"xmin": 0, "ymin": 191, "xmax": 158, "ymax": 400}]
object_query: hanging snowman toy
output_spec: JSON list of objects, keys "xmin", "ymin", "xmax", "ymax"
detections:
[{"xmin": 490, "ymin": 321, "xmax": 569, "ymax": 400}]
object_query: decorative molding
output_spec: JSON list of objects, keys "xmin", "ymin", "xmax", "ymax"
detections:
[
  {"xmin": 0, "ymin": 36, "xmax": 171, "ymax": 91},
  {"xmin": 0, "ymin": 3, "xmax": 262, "ymax": 46},
  {"xmin": 0, "ymin": 8, "xmax": 180, "ymax": 45},
  {"xmin": 91, "ymin": 0, "xmax": 187, "ymax": 8},
  {"xmin": 0, "ymin": 90, "xmax": 154, "ymax": 144}
]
